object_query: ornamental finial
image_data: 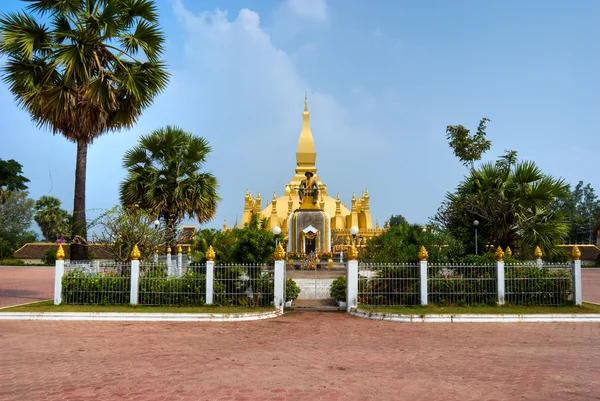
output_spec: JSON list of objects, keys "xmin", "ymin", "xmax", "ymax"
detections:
[
  {"xmin": 505, "ymin": 246, "xmax": 512, "ymax": 257},
  {"xmin": 56, "ymin": 244, "xmax": 65, "ymax": 261},
  {"xmin": 418, "ymin": 245, "xmax": 428, "ymax": 261},
  {"xmin": 304, "ymin": 91, "xmax": 308, "ymax": 111},
  {"xmin": 167, "ymin": 246, "xmax": 171, "ymax": 254},
  {"xmin": 273, "ymin": 243, "xmax": 285, "ymax": 261},
  {"xmin": 177, "ymin": 245, "xmax": 182, "ymax": 254},
  {"xmin": 349, "ymin": 244, "xmax": 359, "ymax": 260},
  {"xmin": 205, "ymin": 245, "xmax": 216, "ymax": 261},
  {"xmin": 534, "ymin": 246, "xmax": 543, "ymax": 259},
  {"xmin": 495, "ymin": 245, "xmax": 504, "ymax": 261},
  {"xmin": 131, "ymin": 245, "xmax": 141, "ymax": 260},
  {"xmin": 571, "ymin": 245, "xmax": 581, "ymax": 261}
]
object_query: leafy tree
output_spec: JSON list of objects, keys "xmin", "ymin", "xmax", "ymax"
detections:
[
  {"xmin": 120, "ymin": 126, "xmax": 219, "ymax": 248},
  {"xmin": 435, "ymin": 154, "xmax": 570, "ymax": 259},
  {"xmin": 193, "ymin": 228, "xmax": 236, "ymax": 263},
  {"xmin": 385, "ymin": 214, "xmax": 408, "ymax": 228},
  {"xmin": 230, "ymin": 214, "xmax": 275, "ymax": 265},
  {"xmin": 0, "ymin": 190, "xmax": 36, "ymax": 254},
  {"xmin": 446, "ymin": 118, "xmax": 492, "ymax": 170},
  {"xmin": 556, "ymin": 181, "xmax": 600, "ymax": 244},
  {"xmin": 0, "ymin": 0, "xmax": 169, "ymax": 260},
  {"xmin": 0, "ymin": 159, "xmax": 29, "ymax": 202},
  {"xmin": 34, "ymin": 196, "xmax": 71, "ymax": 242},
  {"xmin": 90, "ymin": 206, "xmax": 166, "ymax": 262}
]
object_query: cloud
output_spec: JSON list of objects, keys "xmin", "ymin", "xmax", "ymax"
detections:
[{"xmin": 282, "ymin": 0, "xmax": 328, "ymax": 22}]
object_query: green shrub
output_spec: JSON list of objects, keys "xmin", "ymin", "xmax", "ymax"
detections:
[
  {"xmin": 504, "ymin": 265, "xmax": 572, "ymax": 305},
  {"xmin": 62, "ymin": 269, "xmax": 130, "ymax": 304},
  {"xmin": 42, "ymin": 248, "xmax": 56, "ymax": 265},
  {"xmin": 428, "ymin": 265, "xmax": 497, "ymax": 306},
  {"xmin": 285, "ymin": 278, "xmax": 301, "ymax": 301},
  {"xmin": 360, "ymin": 265, "xmax": 421, "ymax": 306},
  {"xmin": 0, "ymin": 258, "xmax": 25, "ymax": 266},
  {"xmin": 330, "ymin": 276, "xmax": 346, "ymax": 302},
  {"xmin": 139, "ymin": 269, "xmax": 206, "ymax": 306}
]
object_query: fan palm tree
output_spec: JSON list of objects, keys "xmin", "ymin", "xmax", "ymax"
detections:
[
  {"xmin": 120, "ymin": 126, "xmax": 219, "ymax": 248},
  {"xmin": 34, "ymin": 195, "xmax": 71, "ymax": 242},
  {"xmin": 0, "ymin": 0, "xmax": 169, "ymax": 259}
]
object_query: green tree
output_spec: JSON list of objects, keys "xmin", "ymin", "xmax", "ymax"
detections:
[
  {"xmin": 120, "ymin": 126, "xmax": 219, "ymax": 248},
  {"xmin": 0, "ymin": 190, "xmax": 36, "ymax": 255},
  {"xmin": 557, "ymin": 181, "xmax": 600, "ymax": 244},
  {"xmin": 34, "ymin": 196, "xmax": 71, "ymax": 242},
  {"xmin": 193, "ymin": 228, "xmax": 236, "ymax": 263},
  {"xmin": 446, "ymin": 118, "xmax": 492, "ymax": 170},
  {"xmin": 435, "ymin": 154, "xmax": 570, "ymax": 259},
  {"xmin": 230, "ymin": 214, "xmax": 275, "ymax": 264},
  {"xmin": 0, "ymin": 0, "xmax": 169, "ymax": 260},
  {"xmin": 0, "ymin": 159, "xmax": 29, "ymax": 203},
  {"xmin": 385, "ymin": 214, "xmax": 408, "ymax": 228}
]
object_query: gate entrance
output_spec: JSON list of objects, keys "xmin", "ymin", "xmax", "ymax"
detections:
[{"xmin": 285, "ymin": 255, "xmax": 345, "ymax": 309}]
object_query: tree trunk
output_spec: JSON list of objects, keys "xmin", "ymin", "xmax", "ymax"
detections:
[{"xmin": 70, "ymin": 138, "xmax": 89, "ymax": 261}]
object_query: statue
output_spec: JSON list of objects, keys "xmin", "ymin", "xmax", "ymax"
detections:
[{"xmin": 298, "ymin": 171, "xmax": 319, "ymax": 205}]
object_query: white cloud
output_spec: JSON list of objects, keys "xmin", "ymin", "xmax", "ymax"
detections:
[{"xmin": 283, "ymin": 0, "xmax": 328, "ymax": 22}]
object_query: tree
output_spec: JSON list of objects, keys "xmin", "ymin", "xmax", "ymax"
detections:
[
  {"xmin": 385, "ymin": 214, "xmax": 408, "ymax": 228},
  {"xmin": 230, "ymin": 214, "xmax": 275, "ymax": 264},
  {"xmin": 34, "ymin": 196, "xmax": 71, "ymax": 242},
  {"xmin": 0, "ymin": 159, "xmax": 29, "ymax": 203},
  {"xmin": 0, "ymin": 0, "xmax": 169, "ymax": 260},
  {"xmin": 0, "ymin": 190, "xmax": 36, "ymax": 255},
  {"xmin": 120, "ymin": 126, "xmax": 219, "ymax": 248},
  {"xmin": 557, "ymin": 181, "xmax": 600, "ymax": 244},
  {"xmin": 435, "ymin": 154, "xmax": 570, "ymax": 259},
  {"xmin": 90, "ymin": 206, "xmax": 166, "ymax": 262},
  {"xmin": 446, "ymin": 118, "xmax": 492, "ymax": 170}
]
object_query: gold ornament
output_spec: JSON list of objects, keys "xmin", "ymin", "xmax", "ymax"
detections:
[
  {"xmin": 130, "ymin": 245, "xmax": 141, "ymax": 260},
  {"xmin": 348, "ymin": 245, "xmax": 359, "ymax": 261},
  {"xmin": 571, "ymin": 245, "xmax": 581, "ymax": 261},
  {"xmin": 273, "ymin": 243, "xmax": 285, "ymax": 261},
  {"xmin": 154, "ymin": 249, "xmax": 158, "ymax": 255},
  {"xmin": 167, "ymin": 246, "xmax": 172, "ymax": 254},
  {"xmin": 534, "ymin": 246, "xmax": 543, "ymax": 260},
  {"xmin": 205, "ymin": 245, "xmax": 216, "ymax": 261},
  {"xmin": 505, "ymin": 246, "xmax": 512, "ymax": 257},
  {"xmin": 495, "ymin": 245, "xmax": 504, "ymax": 262},
  {"xmin": 177, "ymin": 245, "xmax": 182, "ymax": 254},
  {"xmin": 418, "ymin": 246, "xmax": 428, "ymax": 261},
  {"xmin": 56, "ymin": 245, "xmax": 65, "ymax": 261},
  {"xmin": 328, "ymin": 258, "xmax": 334, "ymax": 268}
]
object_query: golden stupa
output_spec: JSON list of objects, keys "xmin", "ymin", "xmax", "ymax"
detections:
[{"xmin": 231, "ymin": 94, "xmax": 384, "ymax": 249}]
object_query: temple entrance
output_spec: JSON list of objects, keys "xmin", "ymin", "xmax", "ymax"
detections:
[
  {"xmin": 285, "ymin": 256, "xmax": 345, "ymax": 310},
  {"xmin": 304, "ymin": 237, "xmax": 316, "ymax": 255}
]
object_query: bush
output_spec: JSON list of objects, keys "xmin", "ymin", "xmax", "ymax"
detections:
[
  {"xmin": 62, "ymin": 269, "xmax": 130, "ymax": 304},
  {"xmin": 42, "ymin": 247, "xmax": 56, "ymax": 265},
  {"xmin": 361, "ymin": 265, "xmax": 421, "ymax": 306},
  {"xmin": 0, "ymin": 258, "xmax": 25, "ymax": 266},
  {"xmin": 505, "ymin": 265, "xmax": 572, "ymax": 305},
  {"xmin": 330, "ymin": 276, "xmax": 346, "ymax": 302},
  {"xmin": 139, "ymin": 269, "xmax": 207, "ymax": 306},
  {"xmin": 286, "ymin": 278, "xmax": 301, "ymax": 301}
]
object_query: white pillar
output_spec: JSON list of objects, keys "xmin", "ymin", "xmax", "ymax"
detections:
[
  {"xmin": 573, "ymin": 259, "xmax": 582, "ymax": 306},
  {"xmin": 92, "ymin": 260, "xmax": 100, "ymax": 274},
  {"xmin": 420, "ymin": 260, "xmax": 428, "ymax": 305},
  {"xmin": 496, "ymin": 260, "xmax": 505, "ymax": 305},
  {"xmin": 347, "ymin": 259, "xmax": 358, "ymax": 312},
  {"xmin": 274, "ymin": 260, "xmax": 285, "ymax": 313},
  {"xmin": 340, "ymin": 252, "xmax": 343, "ymax": 263},
  {"xmin": 166, "ymin": 252, "xmax": 172, "ymax": 276},
  {"xmin": 206, "ymin": 261, "xmax": 214, "ymax": 305},
  {"xmin": 153, "ymin": 251, "xmax": 158, "ymax": 264},
  {"xmin": 130, "ymin": 259, "xmax": 140, "ymax": 305},
  {"xmin": 536, "ymin": 258, "xmax": 543, "ymax": 269},
  {"xmin": 177, "ymin": 251, "xmax": 183, "ymax": 276},
  {"xmin": 54, "ymin": 259, "xmax": 65, "ymax": 305}
]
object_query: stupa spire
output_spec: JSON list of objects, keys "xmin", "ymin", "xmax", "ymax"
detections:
[{"xmin": 295, "ymin": 92, "xmax": 316, "ymax": 179}]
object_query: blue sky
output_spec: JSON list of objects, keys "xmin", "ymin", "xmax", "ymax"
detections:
[{"xmin": 1, "ymin": 0, "xmax": 599, "ymax": 234}]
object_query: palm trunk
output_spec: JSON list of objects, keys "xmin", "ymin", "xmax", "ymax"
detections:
[{"xmin": 70, "ymin": 138, "xmax": 89, "ymax": 261}]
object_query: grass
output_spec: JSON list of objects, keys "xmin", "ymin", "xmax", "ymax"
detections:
[
  {"xmin": 357, "ymin": 303, "xmax": 600, "ymax": 315},
  {"xmin": 0, "ymin": 300, "xmax": 276, "ymax": 314}
]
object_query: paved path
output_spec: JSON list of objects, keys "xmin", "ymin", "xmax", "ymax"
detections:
[
  {"xmin": 0, "ymin": 267, "xmax": 54, "ymax": 308},
  {"xmin": 583, "ymin": 268, "xmax": 600, "ymax": 303},
  {"xmin": 1, "ymin": 313, "xmax": 599, "ymax": 400}
]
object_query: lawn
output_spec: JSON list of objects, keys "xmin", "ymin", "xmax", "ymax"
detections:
[
  {"xmin": 0, "ymin": 300, "xmax": 276, "ymax": 314},
  {"xmin": 357, "ymin": 303, "xmax": 600, "ymax": 315}
]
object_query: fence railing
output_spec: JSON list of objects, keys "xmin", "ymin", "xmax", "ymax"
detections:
[
  {"xmin": 428, "ymin": 263, "xmax": 497, "ymax": 306},
  {"xmin": 214, "ymin": 264, "xmax": 274, "ymax": 307},
  {"xmin": 358, "ymin": 263, "xmax": 420, "ymax": 306},
  {"xmin": 505, "ymin": 263, "xmax": 572, "ymax": 306}
]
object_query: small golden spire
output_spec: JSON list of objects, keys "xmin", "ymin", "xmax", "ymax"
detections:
[
  {"xmin": 205, "ymin": 245, "xmax": 216, "ymax": 261},
  {"xmin": 365, "ymin": 188, "xmax": 369, "ymax": 197},
  {"xmin": 418, "ymin": 246, "xmax": 428, "ymax": 261},
  {"xmin": 376, "ymin": 218, "xmax": 380, "ymax": 230},
  {"xmin": 273, "ymin": 243, "xmax": 285, "ymax": 261},
  {"xmin": 167, "ymin": 246, "xmax": 171, "ymax": 254},
  {"xmin": 495, "ymin": 245, "xmax": 504, "ymax": 262},
  {"xmin": 285, "ymin": 184, "xmax": 291, "ymax": 195},
  {"xmin": 234, "ymin": 216, "xmax": 239, "ymax": 229},
  {"xmin": 272, "ymin": 191, "xmax": 277, "ymax": 201},
  {"xmin": 56, "ymin": 245, "xmax": 65, "ymax": 261},
  {"xmin": 534, "ymin": 246, "xmax": 543, "ymax": 259},
  {"xmin": 131, "ymin": 245, "xmax": 141, "ymax": 260},
  {"xmin": 349, "ymin": 244, "xmax": 359, "ymax": 260},
  {"xmin": 571, "ymin": 245, "xmax": 581, "ymax": 261},
  {"xmin": 336, "ymin": 192, "xmax": 340, "ymax": 201},
  {"xmin": 154, "ymin": 249, "xmax": 158, "ymax": 254},
  {"xmin": 177, "ymin": 245, "xmax": 182, "ymax": 254},
  {"xmin": 304, "ymin": 91, "xmax": 308, "ymax": 111},
  {"xmin": 505, "ymin": 246, "xmax": 512, "ymax": 257},
  {"xmin": 222, "ymin": 216, "xmax": 227, "ymax": 231}
]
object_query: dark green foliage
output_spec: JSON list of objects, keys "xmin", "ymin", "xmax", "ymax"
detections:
[
  {"xmin": 139, "ymin": 268, "xmax": 207, "ymax": 306},
  {"xmin": 34, "ymin": 196, "xmax": 71, "ymax": 242},
  {"xmin": 0, "ymin": 238, "xmax": 13, "ymax": 259},
  {"xmin": 42, "ymin": 247, "xmax": 56, "ymax": 265},
  {"xmin": 360, "ymin": 265, "xmax": 420, "ymax": 306},
  {"xmin": 0, "ymin": 258, "xmax": 25, "ymax": 266},
  {"xmin": 330, "ymin": 276, "xmax": 346, "ymax": 302},
  {"xmin": 214, "ymin": 266, "xmax": 274, "ymax": 306},
  {"xmin": 556, "ymin": 181, "xmax": 600, "ymax": 244},
  {"xmin": 428, "ymin": 265, "xmax": 497, "ymax": 306},
  {"xmin": 505, "ymin": 266, "xmax": 572, "ymax": 305},
  {"xmin": 62, "ymin": 270, "xmax": 130, "ymax": 305},
  {"xmin": 286, "ymin": 278, "xmax": 301, "ymax": 302},
  {"xmin": 0, "ymin": 191, "xmax": 36, "ymax": 253},
  {"xmin": 385, "ymin": 214, "xmax": 408, "ymax": 228},
  {"xmin": 0, "ymin": 159, "xmax": 29, "ymax": 202},
  {"xmin": 446, "ymin": 117, "xmax": 492, "ymax": 170}
]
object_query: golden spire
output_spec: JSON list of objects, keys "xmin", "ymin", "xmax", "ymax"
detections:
[
  {"xmin": 534, "ymin": 246, "xmax": 543, "ymax": 259},
  {"xmin": 376, "ymin": 218, "xmax": 380, "ymax": 230},
  {"xmin": 571, "ymin": 245, "xmax": 581, "ymax": 261},
  {"xmin": 205, "ymin": 245, "xmax": 215, "ymax": 261},
  {"xmin": 56, "ymin": 245, "xmax": 65, "ymax": 261},
  {"xmin": 222, "ymin": 216, "xmax": 227, "ymax": 231},
  {"xmin": 296, "ymin": 93, "xmax": 316, "ymax": 176},
  {"xmin": 304, "ymin": 91, "xmax": 308, "ymax": 111},
  {"xmin": 131, "ymin": 245, "xmax": 141, "ymax": 260},
  {"xmin": 234, "ymin": 216, "xmax": 239, "ymax": 229},
  {"xmin": 285, "ymin": 184, "xmax": 291, "ymax": 195},
  {"xmin": 287, "ymin": 193, "xmax": 293, "ymax": 214},
  {"xmin": 495, "ymin": 245, "xmax": 504, "ymax": 261},
  {"xmin": 418, "ymin": 246, "xmax": 428, "ymax": 261}
]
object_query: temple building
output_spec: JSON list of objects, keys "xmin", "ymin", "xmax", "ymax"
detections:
[{"xmin": 227, "ymin": 94, "xmax": 385, "ymax": 250}]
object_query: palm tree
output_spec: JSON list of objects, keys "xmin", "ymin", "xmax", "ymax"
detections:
[
  {"xmin": 0, "ymin": 0, "xmax": 169, "ymax": 259},
  {"xmin": 120, "ymin": 126, "xmax": 219, "ymax": 248},
  {"xmin": 34, "ymin": 196, "xmax": 71, "ymax": 242}
]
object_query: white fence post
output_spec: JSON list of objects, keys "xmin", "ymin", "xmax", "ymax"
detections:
[
  {"xmin": 274, "ymin": 259, "xmax": 285, "ymax": 313},
  {"xmin": 420, "ymin": 260, "xmax": 428, "ymax": 305},
  {"xmin": 535, "ymin": 246, "xmax": 543, "ymax": 269},
  {"xmin": 206, "ymin": 260, "xmax": 214, "ymax": 305},
  {"xmin": 571, "ymin": 246, "xmax": 583, "ymax": 306},
  {"xmin": 166, "ymin": 247, "xmax": 172, "ymax": 276},
  {"xmin": 496, "ymin": 260, "xmax": 505, "ymax": 305},
  {"xmin": 92, "ymin": 260, "xmax": 100, "ymax": 274},
  {"xmin": 130, "ymin": 259, "xmax": 140, "ymax": 305},
  {"xmin": 53, "ymin": 245, "xmax": 65, "ymax": 305},
  {"xmin": 347, "ymin": 248, "xmax": 359, "ymax": 312},
  {"xmin": 177, "ymin": 246, "xmax": 183, "ymax": 277}
]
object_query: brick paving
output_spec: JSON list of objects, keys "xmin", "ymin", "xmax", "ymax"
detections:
[{"xmin": 0, "ymin": 267, "xmax": 54, "ymax": 308}]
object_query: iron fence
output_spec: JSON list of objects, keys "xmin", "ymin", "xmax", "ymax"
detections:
[
  {"xmin": 357, "ymin": 263, "xmax": 420, "ymax": 306},
  {"xmin": 505, "ymin": 263, "xmax": 572, "ymax": 305},
  {"xmin": 137, "ymin": 263, "xmax": 206, "ymax": 306},
  {"xmin": 428, "ymin": 263, "xmax": 497, "ymax": 306},
  {"xmin": 214, "ymin": 264, "xmax": 274, "ymax": 307},
  {"xmin": 62, "ymin": 262, "xmax": 130, "ymax": 305}
]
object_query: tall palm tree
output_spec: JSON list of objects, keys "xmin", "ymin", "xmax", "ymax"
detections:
[
  {"xmin": 120, "ymin": 126, "xmax": 219, "ymax": 248},
  {"xmin": 34, "ymin": 195, "xmax": 71, "ymax": 242},
  {"xmin": 0, "ymin": 0, "xmax": 169, "ymax": 259}
]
